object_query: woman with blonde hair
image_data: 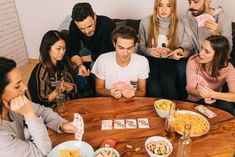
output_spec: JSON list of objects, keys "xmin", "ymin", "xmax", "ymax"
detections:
[{"xmin": 138, "ymin": 0, "xmax": 186, "ymax": 99}]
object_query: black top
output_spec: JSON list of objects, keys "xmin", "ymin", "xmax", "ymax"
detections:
[{"xmin": 69, "ymin": 15, "xmax": 116, "ymax": 61}]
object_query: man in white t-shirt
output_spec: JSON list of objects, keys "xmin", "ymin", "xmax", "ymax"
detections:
[{"xmin": 91, "ymin": 26, "xmax": 149, "ymax": 98}]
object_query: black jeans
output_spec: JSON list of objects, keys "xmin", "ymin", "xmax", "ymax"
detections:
[
  {"xmin": 176, "ymin": 58, "xmax": 188, "ymax": 100},
  {"xmin": 146, "ymin": 57, "xmax": 178, "ymax": 100}
]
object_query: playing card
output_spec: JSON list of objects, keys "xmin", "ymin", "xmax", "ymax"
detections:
[
  {"xmin": 195, "ymin": 105, "xmax": 217, "ymax": 118},
  {"xmin": 51, "ymin": 81, "xmax": 75, "ymax": 87},
  {"xmin": 114, "ymin": 119, "xmax": 125, "ymax": 129},
  {"xmin": 73, "ymin": 113, "xmax": 84, "ymax": 140},
  {"xmin": 111, "ymin": 81, "xmax": 133, "ymax": 90},
  {"xmin": 151, "ymin": 47, "xmax": 171, "ymax": 57},
  {"xmin": 196, "ymin": 13, "xmax": 215, "ymax": 27},
  {"xmin": 198, "ymin": 76, "xmax": 208, "ymax": 87},
  {"xmin": 191, "ymin": 74, "xmax": 208, "ymax": 87},
  {"xmin": 137, "ymin": 118, "xmax": 150, "ymax": 128},
  {"xmin": 101, "ymin": 120, "xmax": 112, "ymax": 130},
  {"xmin": 126, "ymin": 119, "xmax": 137, "ymax": 129}
]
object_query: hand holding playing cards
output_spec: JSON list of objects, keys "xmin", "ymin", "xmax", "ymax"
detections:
[
  {"xmin": 197, "ymin": 84, "xmax": 216, "ymax": 102},
  {"xmin": 151, "ymin": 47, "xmax": 171, "ymax": 58},
  {"xmin": 167, "ymin": 48, "xmax": 184, "ymax": 60},
  {"xmin": 60, "ymin": 122, "xmax": 78, "ymax": 134},
  {"xmin": 196, "ymin": 14, "xmax": 218, "ymax": 35},
  {"xmin": 122, "ymin": 88, "xmax": 135, "ymax": 98},
  {"xmin": 78, "ymin": 64, "xmax": 90, "ymax": 77},
  {"xmin": 110, "ymin": 88, "xmax": 122, "ymax": 99},
  {"xmin": 191, "ymin": 74, "xmax": 208, "ymax": 87},
  {"xmin": 204, "ymin": 20, "xmax": 219, "ymax": 35},
  {"xmin": 111, "ymin": 81, "xmax": 134, "ymax": 98}
]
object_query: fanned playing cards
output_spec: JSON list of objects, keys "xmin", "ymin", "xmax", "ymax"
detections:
[
  {"xmin": 191, "ymin": 74, "xmax": 208, "ymax": 87},
  {"xmin": 151, "ymin": 47, "xmax": 172, "ymax": 57},
  {"xmin": 73, "ymin": 113, "xmax": 84, "ymax": 141},
  {"xmin": 196, "ymin": 13, "xmax": 215, "ymax": 27},
  {"xmin": 111, "ymin": 81, "xmax": 133, "ymax": 90}
]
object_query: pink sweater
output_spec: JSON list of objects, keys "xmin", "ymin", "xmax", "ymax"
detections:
[{"xmin": 186, "ymin": 54, "xmax": 235, "ymax": 101}]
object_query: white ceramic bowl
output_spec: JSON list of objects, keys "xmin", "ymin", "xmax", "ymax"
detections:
[
  {"xmin": 47, "ymin": 140, "xmax": 94, "ymax": 157},
  {"xmin": 154, "ymin": 99, "xmax": 173, "ymax": 118},
  {"xmin": 145, "ymin": 136, "xmax": 173, "ymax": 157},
  {"xmin": 94, "ymin": 148, "xmax": 120, "ymax": 157}
]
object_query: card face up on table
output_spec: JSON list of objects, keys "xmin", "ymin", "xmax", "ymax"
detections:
[{"xmin": 195, "ymin": 105, "xmax": 217, "ymax": 118}]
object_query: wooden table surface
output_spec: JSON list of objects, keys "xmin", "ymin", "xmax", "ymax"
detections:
[{"xmin": 48, "ymin": 97, "xmax": 235, "ymax": 157}]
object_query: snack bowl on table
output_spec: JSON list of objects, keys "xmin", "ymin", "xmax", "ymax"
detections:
[
  {"xmin": 94, "ymin": 147, "xmax": 120, "ymax": 157},
  {"xmin": 145, "ymin": 136, "xmax": 173, "ymax": 157},
  {"xmin": 47, "ymin": 140, "xmax": 94, "ymax": 157},
  {"xmin": 154, "ymin": 99, "xmax": 174, "ymax": 118}
]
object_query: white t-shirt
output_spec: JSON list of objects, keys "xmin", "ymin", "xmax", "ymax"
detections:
[{"xmin": 91, "ymin": 52, "xmax": 149, "ymax": 89}]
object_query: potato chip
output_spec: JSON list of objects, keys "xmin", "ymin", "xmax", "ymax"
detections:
[{"xmin": 59, "ymin": 149, "xmax": 80, "ymax": 157}]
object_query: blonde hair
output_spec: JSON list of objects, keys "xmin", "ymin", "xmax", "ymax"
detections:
[{"xmin": 148, "ymin": 0, "xmax": 179, "ymax": 49}]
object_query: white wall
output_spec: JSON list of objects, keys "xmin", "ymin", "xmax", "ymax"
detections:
[{"xmin": 14, "ymin": 0, "xmax": 235, "ymax": 59}]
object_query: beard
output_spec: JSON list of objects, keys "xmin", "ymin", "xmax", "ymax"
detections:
[{"xmin": 189, "ymin": 4, "xmax": 206, "ymax": 17}]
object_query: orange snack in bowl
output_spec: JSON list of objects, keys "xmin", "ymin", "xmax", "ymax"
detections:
[
  {"xmin": 155, "ymin": 100, "xmax": 172, "ymax": 111},
  {"xmin": 59, "ymin": 149, "xmax": 80, "ymax": 157}
]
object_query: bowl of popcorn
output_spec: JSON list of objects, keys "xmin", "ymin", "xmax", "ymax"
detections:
[
  {"xmin": 94, "ymin": 147, "xmax": 120, "ymax": 157},
  {"xmin": 145, "ymin": 136, "xmax": 173, "ymax": 157},
  {"xmin": 154, "ymin": 99, "xmax": 173, "ymax": 118}
]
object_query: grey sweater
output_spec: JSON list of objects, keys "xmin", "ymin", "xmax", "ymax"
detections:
[
  {"xmin": 138, "ymin": 15, "xmax": 184, "ymax": 56},
  {"xmin": 0, "ymin": 103, "xmax": 67, "ymax": 157},
  {"xmin": 181, "ymin": 6, "xmax": 233, "ymax": 55}
]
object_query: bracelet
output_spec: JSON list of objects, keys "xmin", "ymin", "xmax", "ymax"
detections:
[{"xmin": 177, "ymin": 46, "xmax": 184, "ymax": 52}]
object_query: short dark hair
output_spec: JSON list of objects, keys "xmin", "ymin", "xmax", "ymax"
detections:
[
  {"xmin": 204, "ymin": 35, "xmax": 230, "ymax": 78},
  {"xmin": 0, "ymin": 57, "xmax": 16, "ymax": 114},
  {"xmin": 111, "ymin": 26, "xmax": 138, "ymax": 45},
  {"xmin": 71, "ymin": 3, "xmax": 94, "ymax": 22},
  {"xmin": 39, "ymin": 30, "xmax": 68, "ymax": 71}
]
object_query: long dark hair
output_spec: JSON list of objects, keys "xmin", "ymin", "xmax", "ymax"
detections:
[
  {"xmin": 202, "ymin": 35, "xmax": 230, "ymax": 78},
  {"xmin": 0, "ymin": 57, "xmax": 16, "ymax": 115},
  {"xmin": 39, "ymin": 30, "xmax": 70, "ymax": 71}
]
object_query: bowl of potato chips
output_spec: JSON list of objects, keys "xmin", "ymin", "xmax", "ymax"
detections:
[
  {"xmin": 47, "ymin": 140, "xmax": 94, "ymax": 157},
  {"xmin": 154, "ymin": 99, "xmax": 174, "ymax": 118},
  {"xmin": 174, "ymin": 110, "xmax": 210, "ymax": 137}
]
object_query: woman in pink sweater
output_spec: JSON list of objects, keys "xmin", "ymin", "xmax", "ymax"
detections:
[{"xmin": 186, "ymin": 35, "xmax": 235, "ymax": 115}]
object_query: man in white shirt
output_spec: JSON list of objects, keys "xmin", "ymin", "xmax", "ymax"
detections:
[{"xmin": 92, "ymin": 26, "xmax": 149, "ymax": 98}]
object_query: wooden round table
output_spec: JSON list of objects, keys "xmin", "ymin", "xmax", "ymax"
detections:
[{"xmin": 48, "ymin": 97, "xmax": 235, "ymax": 157}]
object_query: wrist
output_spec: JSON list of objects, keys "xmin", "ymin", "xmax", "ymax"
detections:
[
  {"xmin": 76, "ymin": 63, "xmax": 83, "ymax": 69},
  {"xmin": 24, "ymin": 111, "xmax": 36, "ymax": 120},
  {"xmin": 55, "ymin": 87, "xmax": 62, "ymax": 95}
]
